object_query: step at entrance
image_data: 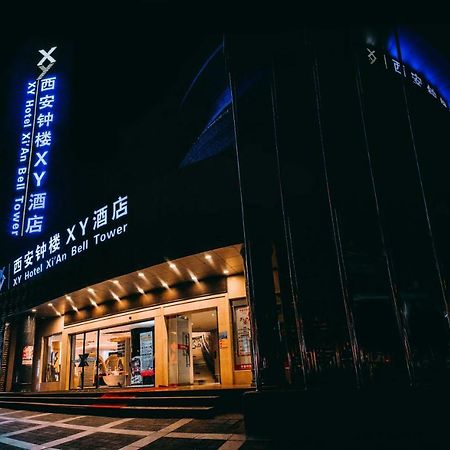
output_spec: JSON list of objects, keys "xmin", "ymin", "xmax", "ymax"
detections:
[{"xmin": 0, "ymin": 388, "xmax": 250, "ymax": 418}]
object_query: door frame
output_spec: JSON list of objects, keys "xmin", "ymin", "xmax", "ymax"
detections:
[
  {"xmin": 69, "ymin": 330, "xmax": 100, "ymax": 389},
  {"xmin": 163, "ymin": 296, "xmax": 231, "ymax": 387},
  {"xmin": 63, "ymin": 293, "xmax": 233, "ymax": 390}
]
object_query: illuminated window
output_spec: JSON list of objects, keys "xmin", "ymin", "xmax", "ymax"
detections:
[
  {"xmin": 42, "ymin": 333, "xmax": 61, "ymax": 382},
  {"xmin": 232, "ymin": 299, "xmax": 252, "ymax": 371}
]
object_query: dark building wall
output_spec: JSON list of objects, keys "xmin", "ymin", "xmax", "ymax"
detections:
[
  {"xmin": 1, "ymin": 24, "xmax": 450, "ymax": 397},
  {"xmin": 224, "ymin": 26, "xmax": 450, "ymax": 393},
  {"xmin": 218, "ymin": 27, "xmax": 450, "ymax": 445}
]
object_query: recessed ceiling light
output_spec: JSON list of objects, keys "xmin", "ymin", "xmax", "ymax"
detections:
[
  {"xmin": 191, "ymin": 274, "xmax": 198, "ymax": 282},
  {"xmin": 72, "ymin": 306, "xmax": 78, "ymax": 312},
  {"xmin": 138, "ymin": 272, "xmax": 145, "ymax": 278},
  {"xmin": 205, "ymin": 254, "xmax": 212, "ymax": 260},
  {"xmin": 31, "ymin": 309, "xmax": 37, "ymax": 312},
  {"xmin": 87, "ymin": 288, "xmax": 95, "ymax": 294},
  {"xmin": 162, "ymin": 281, "xmax": 169, "ymax": 289},
  {"xmin": 112, "ymin": 280, "xmax": 120, "ymax": 285},
  {"xmin": 169, "ymin": 263, "xmax": 177, "ymax": 269},
  {"xmin": 48, "ymin": 303, "xmax": 52, "ymax": 307},
  {"xmin": 223, "ymin": 269, "xmax": 229, "ymax": 275},
  {"xmin": 65, "ymin": 295, "xmax": 72, "ymax": 300}
]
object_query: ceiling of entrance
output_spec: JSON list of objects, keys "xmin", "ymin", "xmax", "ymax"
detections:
[{"xmin": 34, "ymin": 244, "xmax": 243, "ymax": 318}]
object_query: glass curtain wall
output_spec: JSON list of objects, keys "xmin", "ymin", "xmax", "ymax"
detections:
[
  {"xmin": 42, "ymin": 334, "xmax": 62, "ymax": 383},
  {"xmin": 355, "ymin": 27, "xmax": 450, "ymax": 386},
  {"xmin": 266, "ymin": 26, "xmax": 450, "ymax": 390},
  {"xmin": 70, "ymin": 320, "xmax": 154, "ymax": 389}
]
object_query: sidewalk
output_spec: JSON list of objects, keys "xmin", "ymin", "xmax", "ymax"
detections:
[{"xmin": 0, "ymin": 407, "xmax": 279, "ymax": 449}]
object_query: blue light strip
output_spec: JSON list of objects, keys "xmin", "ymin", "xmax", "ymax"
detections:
[
  {"xmin": 20, "ymin": 78, "xmax": 41, "ymax": 236},
  {"xmin": 180, "ymin": 43, "xmax": 223, "ymax": 107},
  {"xmin": 387, "ymin": 27, "xmax": 450, "ymax": 106},
  {"xmin": 10, "ymin": 80, "xmax": 39, "ymax": 236}
]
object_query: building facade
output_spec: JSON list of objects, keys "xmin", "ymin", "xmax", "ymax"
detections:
[{"xmin": 1, "ymin": 24, "xmax": 450, "ymax": 434}]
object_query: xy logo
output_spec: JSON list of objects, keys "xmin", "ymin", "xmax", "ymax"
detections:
[
  {"xmin": 37, "ymin": 46, "xmax": 57, "ymax": 79},
  {"xmin": 367, "ymin": 48, "xmax": 377, "ymax": 65},
  {"xmin": 78, "ymin": 353, "xmax": 90, "ymax": 367}
]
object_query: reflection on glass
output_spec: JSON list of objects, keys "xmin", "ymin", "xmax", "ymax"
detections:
[
  {"xmin": 70, "ymin": 321, "xmax": 155, "ymax": 389},
  {"xmin": 98, "ymin": 320, "xmax": 154, "ymax": 388},
  {"xmin": 42, "ymin": 334, "xmax": 62, "ymax": 382},
  {"xmin": 232, "ymin": 299, "xmax": 252, "ymax": 371},
  {"xmin": 168, "ymin": 309, "xmax": 220, "ymax": 386},
  {"xmin": 83, "ymin": 331, "xmax": 98, "ymax": 388},
  {"xmin": 70, "ymin": 333, "xmax": 84, "ymax": 389}
]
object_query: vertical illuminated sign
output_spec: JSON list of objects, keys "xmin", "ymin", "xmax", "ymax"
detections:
[{"xmin": 10, "ymin": 46, "xmax": 58, "ymax": 237}]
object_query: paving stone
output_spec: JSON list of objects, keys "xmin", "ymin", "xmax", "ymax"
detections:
[
  {"xmin": 0, "ymin": 442, "xmax": 25, "ymax": 449},
  {"xmin": 177, "ymin": 418, "xmax": 245, "ymax": 434},
  {"xmin": 112, "ymin": 417, "xmax": 179, "ymax": 431},
  {"xmin": 57, "ymin": 431, "xmax": 142, "ymax": 449},
  {"xmin": 215, "ymin": 413, "xmax": 244, "ymax": 420},
  {"xmin": 0, "ymin": 421, "xmax": 34, "ymax": 434},
  {"xmin": 67, "ymin": 415, "xmax": 120, "ymax": 426},
  {"xmin": 142, "ymin": 437, "xmax": 226, "ymax": 449},
  {"xmin": 10, "ymin": 425, "xmax": 85, "ymax": 444},
  {"xmin": 36, "ymin": 413, "xmax": 79, "ymax": 422},
  {"xmin": 0, "ymin": 410, "xmax": 38, "ymax": 418}
]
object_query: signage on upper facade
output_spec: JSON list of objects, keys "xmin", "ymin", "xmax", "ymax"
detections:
[
  {"xmin": 1, "ymin": 195, "xmax": 128, "ymax": 291},
  {"xmin": 10, "ymin": 46, "xmax": 59, "ymax": 237},
  {"xmin": 365, "ymin": 46, "xmax": 449, "ymax": 112}
]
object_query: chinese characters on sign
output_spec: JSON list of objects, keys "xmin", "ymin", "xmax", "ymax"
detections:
[
  {"xmin": 140, "ymin": 331, "xmax": 154, "ymax": 378},
  {"xmin": 130, "ymin": 356, "xmax": 143, "ymax": 385},
  {"xmin": 21, "ymin": 345, "xmax": 34, "ymax": 366},
  {"xmin": 9, "ymin": 195, "xmax": 128, "ymax": 288},
  {"xmin": 10, "ymin": 46, "xmax": 58, "ymax": 237},
  {"xmin": 366, "ymin": 47, "xmax": 449, "ymax": 111},
  {"xmin": 234, "ymin": 306, "xmax": 252, "ymax": 370}
]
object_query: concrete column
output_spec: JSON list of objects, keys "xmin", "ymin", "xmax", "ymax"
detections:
[
  {"xmin": 155, "ymin": 313, "xmax": 168, "ymax": 387},
  {"xmin": 217, "ymin": 296, "xmax": 234, "ymax": 386},
  {"xmin": 224, "ymin": 34, "xmax": 287, "ymax": 390},
  {"xmin": 13, "ymin": 313, "xmax": 36, "ymax": 392}
]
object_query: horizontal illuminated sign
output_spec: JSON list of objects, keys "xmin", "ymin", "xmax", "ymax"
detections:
[{"xmin": 3, "ymin": 195, "xmax": 128, "ymax": 289}]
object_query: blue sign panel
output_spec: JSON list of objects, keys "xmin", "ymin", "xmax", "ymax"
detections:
[{"xmin": 10, "ymin": 47, "xmax": 58, "ymax": 237}]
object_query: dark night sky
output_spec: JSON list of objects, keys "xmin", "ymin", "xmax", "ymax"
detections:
[
  {"xmin": 0, "ymin": 1, "xmax": 448, "ymax": 309},
  {"xmin": 0, "ymin": 1, "xmax": 448, "ymax": 261}
]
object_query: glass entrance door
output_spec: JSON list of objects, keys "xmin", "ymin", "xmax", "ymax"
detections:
[
  {"xmin": 168, "ymin": 308, "xmax": 220, "ymax": 386},
  {"xmin": 70, "ymin": 333, "xmax": 84, "ymax": 389},
  {"xmin": 83, "ymin": 331, "xmax": 99, "ymax": 388},
  {"xmin": 69, "ymin": 320, "xmax": 155, "ymax": 389},
  {"xmin": 98, "ymin": 321, "xmax": 154, "ymax": 388},
  {"xmin": 69, "ymin": 331, "xmax": 99, "ymax": 390}
]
